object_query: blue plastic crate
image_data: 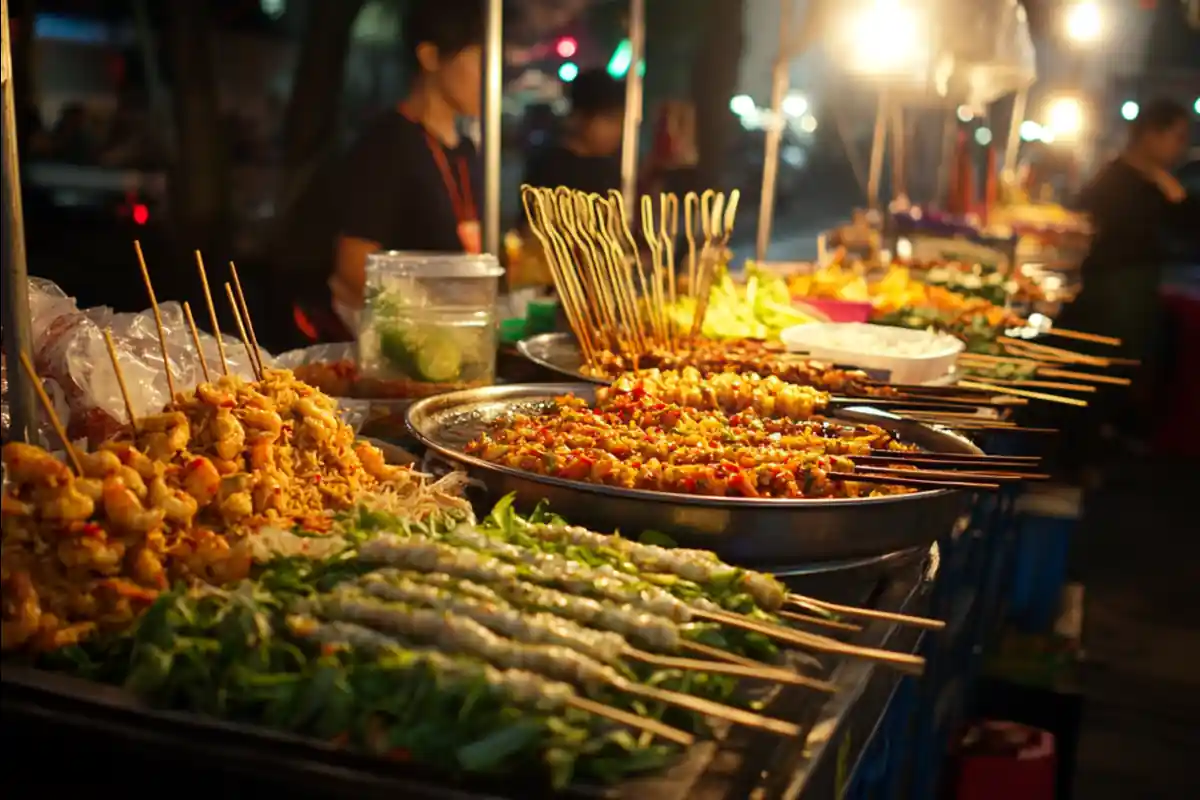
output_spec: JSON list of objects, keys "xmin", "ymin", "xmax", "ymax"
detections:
[{"xmin": 1007, "ymin": 488, "xmax": 1082, "ymax": 633}]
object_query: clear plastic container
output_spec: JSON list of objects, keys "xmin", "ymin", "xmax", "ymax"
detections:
[{"xmin": 359, "ymin": 252, "xmax": 504, "ymax": 389}]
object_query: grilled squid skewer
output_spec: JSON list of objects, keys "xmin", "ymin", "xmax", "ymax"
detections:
[
  {"xmin": 306, "ymin": 593, "xmax": 801, "ymax": 735},
  {"xmin": 287, "ymin": 615, "xmax": 696, "ymax": 746},
  {"xmin": 365, "ymin": 567, "xmax": 682, "ymax": 651},
  {"xmin": 516, "ymin": 522, "xmax": 787, "ymax": 612},
  {"xmin": 354, "ymin": 574, "xmax": 630, "ymax": 664},
  {"xmin": 358, "ymin": 533, "xmax": 702, "ymax": 622}
]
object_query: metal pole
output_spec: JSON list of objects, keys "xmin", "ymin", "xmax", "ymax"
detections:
[
  {"xmin": 481, "ymin": 0, "xmax": 503, "ymax": 256},
  {"xmin": 619, "ymin": 0, "xmax": 645, "ymax": 214},
  {"xmin": 1003, "ymin": 87, "xmax": 1028, "ymax": 177},
  {"xmin": 866, "ymin": 92, "xmax": 888, "ymax": 211},
  {"xmin": 755, "ymin": 0, "xmax": 795, "ymax": 264},
  {"xmin": 1, "ymin": 0, "xmax": 38, "ymax": 443},
  {"xmin": 936, "ymin": 108, "xmax": 958, "ymax": 208},
  {"xmin": 889, "ymin": 103, "xmax": 905, "ymax": 203}
]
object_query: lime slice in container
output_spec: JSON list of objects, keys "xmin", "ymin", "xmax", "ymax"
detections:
[{"xmin": 415, "ymin": 332, "xmax": 463, "ymax": 382}]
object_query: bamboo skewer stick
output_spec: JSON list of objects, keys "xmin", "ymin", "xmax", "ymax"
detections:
[
  {"xmin": 522, "ymin": 187, "xmax": 598, "ymax": 366},
  {"xmin": 588, "ymin": 195, "xmax": 636, "ymax": 353},
  {"xmin": 640, "ymin": 195, "xmax": 670, "ymax": 346},
  {"xmin": 564, "ymin": 695, "xmax": 694, "ymax": 746},
  {"xmin": 693, "ymin": 608, "xmax": 925, "ymax": 676},
  {"xmin": 224, "ymin": 284, "xmax": 258, "ymax": 372},
  {"xmin": 855, "ymin": 466, "xmax": 1049, "ymax": 483},
  {"xmin": 194, "ymin": 251, "xmax": 228, "ymax": 376},
  {"xmin": 857, "ymin": 454, "xmax": 1041, "ymax": 470},
  {"xmin": 609, "ymin": 190, "xmax": 660, "ymax": 347},
  {"xmin": 777, "ymin": 610, "xmax": 863, "ymax": 633},
  {"xmin": 684, "ymin": 191, "xmax": 699, "ymax": 302},
  {"xmin": 1045, "ymin": 328, "xmax": 1121, "ymax": 346},
  {"xmin": 17, "ymin": 352, "xmax": 84, "ymax": 475},
  {"xmin": 662, "ymin": 193, "xmax": 679, "ymax": 343},
  {"xmin": 557, "ymin": 192, "xmax": 618, "ymax": 351},
  {"xmin": 870, "ymin": 449, "xmax": 1041, "ymax": 462},
  {"xmin": 618, "ymin": 680, "xmax": 801, "ymax": 736},
  {"xmin": 181, "ymin": 302, "xmax": 211, "ymax": 383},
  {"xmin": 628, "ymin": 647, "xmax": 832, "ymax": 690},
  {"xmin": 586, "ymin": 195, "xmax": 645, "ymax": 354},
  {"xmin": 785, "ymin": 595, "xmax": 946, "ymax": 631},
  {"xmin": 678, "ymin": 639, "xmax": 787, "ymax": 670},
  {"xmin": 958, "ymin": 380, "xmax": 1088, "ymax": 407},
  {"xmin": 826, "ymin": 471, "xmax": 1000, "ymax": 491},
  {"xmin": 102, "ymin": 329, "xmax": 138, "ymax": 433},
  {"xmin": 977, "ymin": 378, "xmax": 1096, "ymax": 393},
  {"xmin": 957, "ymin": 352, "xmax": 1049, "ymax": 366},
  {"xmin": 998, "ymin": 337, "xmax": 1111, "ymax": 367},
  {"xmin": 1038, "ymin": 368, "xmax": 1132, "ymax": 386},
  {"xmin": 690, "ymin": 191, "xmax": 723, "ymax": 338},
  {"xmin": 133, "ymin": 241, "xmax": 178, "ymax": 404},
  {"xmin": 229, "ymin": 262, "xmax": 264, "ymax": 377}
]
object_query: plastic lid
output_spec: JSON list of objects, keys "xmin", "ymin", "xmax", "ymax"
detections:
[
  {"xmin": 367, "ymin": 251, "xmax": 504, "ymax": 279},
  {"xmin": 526, "ymin": 300, "xmax": 559, "ymax": 334},
  {"xmin": 499, "ymin": 317, "xmax": 527, "ymax": 344}
]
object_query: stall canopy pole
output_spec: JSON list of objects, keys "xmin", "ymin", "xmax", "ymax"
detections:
[
  {"xmin": 619, "ymin": 0, "xmax": 645, "ymax": 214},
  {"xmin": 866, "ymin": 92, "xmax": 889, "ymax": 211},
  {"xmin": 1, "ymin": 0, "xmax": 39, "ymax": 443},
  {"xmin": 889, "ymin": 104, "xmax": 906, "ymax": 203},
  {"xmin": 755, "ymin": 0, "xmax": 796, "ymax": 264},
  {"xmin": 1003, "ymin": 87, "xmax": 1028, "ymax": 178},
  {"xmin": 481, "ymin": 0, "xmax": 503, "ymax": 255},
  {"xmin": 935, "ymin": 108, "xmax": 958, "ymax": 208}
]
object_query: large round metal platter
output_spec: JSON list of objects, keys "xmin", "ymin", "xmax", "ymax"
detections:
[
  {"xmin": 405, "ymin": 383, "xmax": 981, "ymax": 567},
  {"xmin": 516, "ymin": 332, "xmax": 607, "ymax": 384}
]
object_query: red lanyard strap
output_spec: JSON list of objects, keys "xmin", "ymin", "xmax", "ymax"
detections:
[{"xmin": 422, "ymin": 131, "xmax": 476, "ymax": 224}]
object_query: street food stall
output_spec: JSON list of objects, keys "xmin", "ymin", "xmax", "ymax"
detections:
[{"xmin": 0, "ymin": 1, "xmax": 1134, "ymax": 797}]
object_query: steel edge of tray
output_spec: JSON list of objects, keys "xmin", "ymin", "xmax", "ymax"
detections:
[{"xmin": 404, "ymin": 383, "xmax": 981, "ymax": 565}]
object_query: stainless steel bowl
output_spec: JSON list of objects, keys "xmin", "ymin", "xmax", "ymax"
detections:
[
  {"xmin": 405, "ymin": 383, "xmax": 981, "ymax": 567},
  {"xmin": 516, "ymin": 332, "xmax": 606, "ymax": 384}
]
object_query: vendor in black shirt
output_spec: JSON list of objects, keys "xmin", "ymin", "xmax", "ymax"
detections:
[
  {"xmin": 1065, "ymin": 99, "xmax": 1195, "ymax": 357},
  {"xmin": 326, "ymin": 1, "xmax": 485, "ymax": 329},
  {"xmin": 1053, "ymin": 98, "xmax": 1196, "ymax": 467},
  {"xmin": 520, "ymin": 70, "xmax": 626, "ymax": 207}
]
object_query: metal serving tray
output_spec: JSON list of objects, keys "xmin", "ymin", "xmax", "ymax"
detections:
[
  {"xmin": 517, "ymin": 332, "xmax": 606, "ymax": 384},
  {"xmin": 405, "ymin": 383, "xmax": 980, "ymax": 566}
]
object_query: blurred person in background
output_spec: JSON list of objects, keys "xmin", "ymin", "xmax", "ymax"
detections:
[
  {"xmin": 1055, "ymin": 98, "xmax": 1197, "ymax": 472},
  {"xmin": 50, "ymin": 103, "xmax": 95, "ymax": 164},
  {"xmin": 512, "ymin": 76, "xmax": 697, "ymax": 289},
  {"xmin": 288, "ymin": 0, "xmax": 484, "ymax": 342},
  {"xmin": 519, "ymin": 69, "xmax": 626, "ymax": 204}
]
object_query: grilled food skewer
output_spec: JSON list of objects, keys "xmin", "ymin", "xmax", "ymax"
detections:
[
  {"xmin": 310, "ymin": 592, "xmax": 801, "ymax": 735},
  {"xmin": 291, "ymin": 617, "xmax": 696, "ymax": 746},
  {"xmin": 785, "ymin": 596, "xmax": 946, "ymax": 631},
  {"xmin": 16, "ymin": 353, "xmax": 83, "ymax": 474}
]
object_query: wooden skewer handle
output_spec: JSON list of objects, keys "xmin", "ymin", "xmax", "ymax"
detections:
[
  {"xmin": 1046, "ymin": 327, "xmax": 1122, "ymax": 347},
  {"xmin": 957, "ymin": 380, "xmax": 1088, "ymax": 407},
  {"xmin": 787, "ymin": 595, "xmax": 946, "ymax": 631}
]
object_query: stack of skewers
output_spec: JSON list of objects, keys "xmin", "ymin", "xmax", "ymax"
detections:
[{"xmin": 519, "ymin": 184, "xmax": 1059, "ymax": 434}]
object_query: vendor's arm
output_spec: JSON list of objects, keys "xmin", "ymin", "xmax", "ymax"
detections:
[{"xmin": 330, "ymin": 128, "xmax": 404, "ymax": 309}]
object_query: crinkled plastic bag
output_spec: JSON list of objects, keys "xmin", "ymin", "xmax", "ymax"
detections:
[{"xmin": 20, "ymin": 277, "xmax": 263, "ymax": 445}]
